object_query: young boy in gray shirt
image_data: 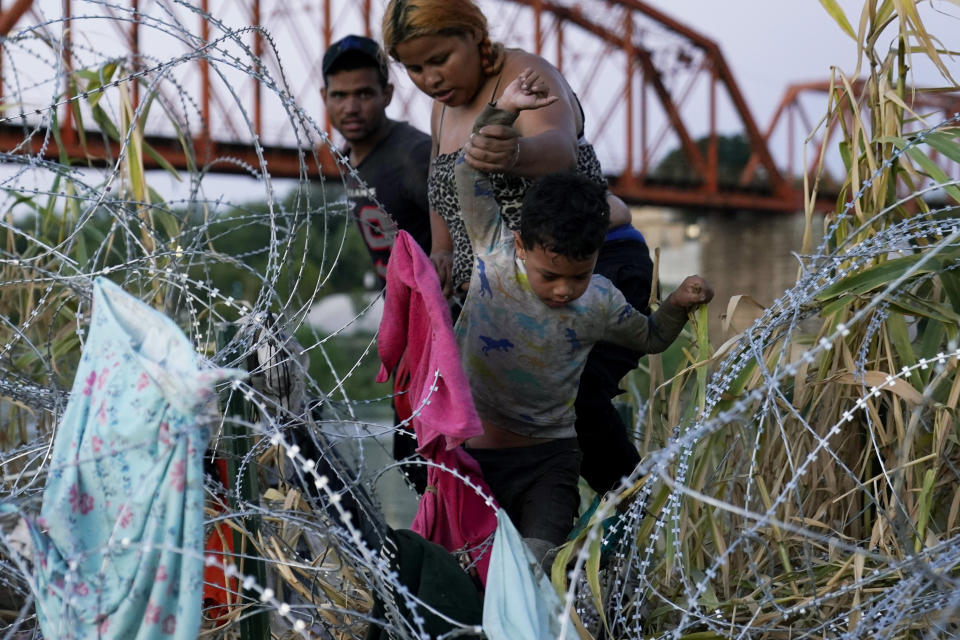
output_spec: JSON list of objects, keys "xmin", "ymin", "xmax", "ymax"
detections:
[{"xmin": 453, "ymin": 69, "xmax": 714, "ymax": 563}]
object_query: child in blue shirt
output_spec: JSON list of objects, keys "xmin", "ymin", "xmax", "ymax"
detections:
[{"xmin": 453, "ymin": 68, "xmax": 714, "ymax": 563}]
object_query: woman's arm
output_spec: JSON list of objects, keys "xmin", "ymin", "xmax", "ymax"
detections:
[
  {"xmin": 465, "ymin": 51, "xmax": 579, "ymax": 177},
  {"xmin": 427, "ymin": 100, "xmax": 454, "ymax": 297},
  {"xmin": 429, "ymin": 208, "xmax": 454, "ymax": 298},
  {"xmin": 607, "ymin": 193, "xmax": 633, "ymax": 227}
]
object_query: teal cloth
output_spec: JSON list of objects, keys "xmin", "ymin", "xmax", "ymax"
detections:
[
  {"xmin": 7, "ymin": 278, "xmax": 242, "ymax": 639},
  {"xmin": 482, "ymin": 509, "xmax": 578, "ymax": 640},
  {"xmin": 568, "ymin": 495, "xmax": 629, "ymax": 565}
]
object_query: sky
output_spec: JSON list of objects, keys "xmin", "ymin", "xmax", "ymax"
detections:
[
  {"xmin": 639, "ymin": 0, "xmax": 959, "ymax": 126},
  {"xmin": 368, "ymin": 0, "xmax": 960, "ymax": 177},
  {"xmin": 535, "ymin": 0, "xmax": 960, "ymax": 178},
  {"xmin": 101, "ymin": 1, "xmax": 960, "ymax": 203}
]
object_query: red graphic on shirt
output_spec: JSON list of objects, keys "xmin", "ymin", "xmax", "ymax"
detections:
[{"xmin": 357, "ymin": 205, "xmax": 397, "ymax": 281}]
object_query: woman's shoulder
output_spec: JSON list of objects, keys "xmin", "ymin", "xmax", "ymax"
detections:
[
  {"xmin": 500, "ymin": 48, "xmax": 577, "ymax": 107},
  {"xmin": 499, "ymin": 47, "xmax": 581, "ymax": 133},
  {"xmin": 502, "ymin": 48, "xmax": 563, "ymax": 80}
]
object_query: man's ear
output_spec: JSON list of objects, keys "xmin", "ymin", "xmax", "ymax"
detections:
[
  {"xmin": 513, "ymin": 231, "xmax": 525, "ymax": 260},
  {"xmin": 383, "ymin": 82, "xmax": 395, "ymax": 106},
  {"xmin": 320, "ymin": 87, "xmax": 327, "ymax": 103}
]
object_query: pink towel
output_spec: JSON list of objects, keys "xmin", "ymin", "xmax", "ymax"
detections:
[
  {"xmin": 410, "ymin": 446, "xmax": 496, "ymax": 585},
  {"xmin": 377, "ymin": 230, "xmax": 497, "ymax": 585},
  {"xmin": 377, "ymin": 231, "xmax": 482, "ymax": 450}
]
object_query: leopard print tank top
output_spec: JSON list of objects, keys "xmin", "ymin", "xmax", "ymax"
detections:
[{"xmin": 428, "ymin": 140, "xmax": 606, "ymax": 290}]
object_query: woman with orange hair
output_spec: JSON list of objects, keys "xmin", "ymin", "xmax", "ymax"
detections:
[
  {"xmin": 382, "ymin": 0, "xmax": 610, "ymax": 298},
  {"xmin": 382, "ymin": 1, "xmax": 653, "ymax": 544}
]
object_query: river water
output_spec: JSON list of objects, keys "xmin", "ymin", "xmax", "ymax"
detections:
[{"xmin": 637, "ymin": 207, "xmax": 821, "ymax": 340}]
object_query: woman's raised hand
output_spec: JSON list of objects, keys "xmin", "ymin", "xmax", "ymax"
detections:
[{"xmin": 465, "ymin": 125, "xmax": 520, "ymax": 173}]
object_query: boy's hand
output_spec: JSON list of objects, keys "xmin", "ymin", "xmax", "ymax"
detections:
[
  {"xmin": 465, "ymin": 69, "xmax": 557, "ymax": 172},
  {"xmin": 496, "ymin": 67, "xmax": 559, "ymax": 113},
  {"xmin": 667, "ymin": 275, "xmax": 714, "ymax": 310}
]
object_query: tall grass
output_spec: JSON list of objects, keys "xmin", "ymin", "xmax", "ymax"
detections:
[
  {"xmin": 560, "ymin": 2, "xmax": 960, "ymax": 637},
  {"xmin": 0, "ymin": 62, "xmax": 183, "ymax": 456}
]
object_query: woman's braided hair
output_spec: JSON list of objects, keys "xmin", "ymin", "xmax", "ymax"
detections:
[
  {"xmin": 382, "ymin": 0, "xmax": 505, "ymax": 77},
  {"xmin": 478, "ymin": 36, "xmax": 504, "ymax": 76}
]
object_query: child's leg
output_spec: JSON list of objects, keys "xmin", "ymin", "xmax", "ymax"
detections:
[
  {"xmin": 466, "ymin": 439, "xmax": 581, "ymax": 564},
  {"xmin": 514, "ymin": 440, "xmax": 581, "ymax": 549}
]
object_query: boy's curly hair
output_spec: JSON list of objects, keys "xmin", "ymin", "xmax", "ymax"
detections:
[{"xmin": 519, "ymin": 173, "xmax": 610, "ymax": 260}]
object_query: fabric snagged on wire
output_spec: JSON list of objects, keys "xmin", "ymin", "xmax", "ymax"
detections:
[
  {"xmin": 482, "ymin": 509, "xmax": 578, "ymax": 640},
  {"xmin": 377, "ymin": 230, "xmax": 498, "ymax": 584},
  {"xmin": 7, "ymin": 277, "xmax": 243, "ymax": 640}
]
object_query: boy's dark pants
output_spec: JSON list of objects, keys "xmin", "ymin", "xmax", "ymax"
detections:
[
  {"xmin": 465, "ymin": 438, "xmax": 581, "ymax": 548},
  {"xmin": 576, "ymin": 237, "xmax": 653, "ymax": 495}
]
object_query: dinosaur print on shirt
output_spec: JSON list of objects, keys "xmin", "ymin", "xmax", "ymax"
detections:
[{"xmin": 480, "ymin": 335, "xmax": 515, "ymax": 355}]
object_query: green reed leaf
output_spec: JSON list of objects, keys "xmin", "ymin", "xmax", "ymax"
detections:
[
  {"xmin": 905, "ymin": 146, "xmax": 960, "ymax": 201},
  {"xmin": 819, "ymin": 0, "xmax": 858, "ymax": 38},
  {"xmin": 924, "ymin": 131, "xmax": 960, "ymax": 165},
  {"xmin": 817, "ymin": 249, "xmax": 960, "ymax": 301},
  {"xmin": 915, "ymin": 468, "xmax": 936, "ymax": 552}
]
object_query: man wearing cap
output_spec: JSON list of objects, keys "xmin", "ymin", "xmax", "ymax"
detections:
[
  {"xmin": 322, "ymin": 35, "xmax": 431, "ymax": 494},
  {"xmin": 322, "ymin": 34, "xmax": 432, "ymax": 283}
]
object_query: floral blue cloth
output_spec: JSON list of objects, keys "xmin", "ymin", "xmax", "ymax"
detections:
[{"xmin": 11, "ymin": 278, "xmax": 242, "ymax": 639}]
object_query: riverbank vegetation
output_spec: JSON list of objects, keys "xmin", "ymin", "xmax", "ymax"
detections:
[{"xmin": 560, "ymin": 2, "xmax": 960, "ymax": 637}]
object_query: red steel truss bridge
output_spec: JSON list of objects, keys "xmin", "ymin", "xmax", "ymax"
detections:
[{"xmin": 1, "ymin": 0, "xmax": 957, "ymax": 213}]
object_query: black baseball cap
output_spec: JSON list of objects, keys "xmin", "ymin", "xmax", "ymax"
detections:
[{"xmin": 322, "ymin": 35, "xmax": 388, "ymax": 80}]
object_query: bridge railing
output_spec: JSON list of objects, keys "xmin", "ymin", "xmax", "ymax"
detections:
[{"xmin": 6, "ymin": 0, "xmax": 953, "ymax": 211}]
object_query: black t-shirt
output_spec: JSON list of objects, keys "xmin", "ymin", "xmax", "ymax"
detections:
[
  {"xmin": 345, "ymin": 121, "xmax": 432, "ymax": 284},
  {"xmin": 582, "ymin": 234, "xmax": 654, "ymax": 398}
]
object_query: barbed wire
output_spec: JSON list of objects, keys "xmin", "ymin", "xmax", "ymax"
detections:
[{"xmin": 1, "ymin": 2, "xmax": 959, "ymax": 639}]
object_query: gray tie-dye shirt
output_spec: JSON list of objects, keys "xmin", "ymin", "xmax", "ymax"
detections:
[{"xmin": 453, "ymin": 106, "xmax": 688, "ymax": 438}]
